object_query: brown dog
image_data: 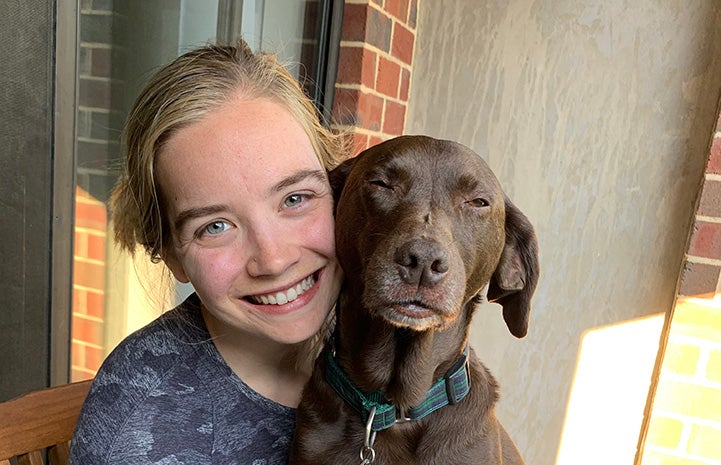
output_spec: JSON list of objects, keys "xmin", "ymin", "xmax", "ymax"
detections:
[{"xmin": 289, "ymin": 135, "xmax": 539, "ymax": 465}]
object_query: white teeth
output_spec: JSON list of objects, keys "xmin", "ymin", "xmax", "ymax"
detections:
[{"xmin": 249, "ymin": 274, "xmax": 316, "ymax": 305}]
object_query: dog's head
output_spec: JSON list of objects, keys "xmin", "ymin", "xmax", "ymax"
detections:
[{"xmin": 330, "ymin": 135, "xmax": 539, "ymax": 338}]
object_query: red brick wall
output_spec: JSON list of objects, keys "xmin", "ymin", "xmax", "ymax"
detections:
[
  {"xmin": 679, "ymin": 115, "xmax": 721, "ymax": 297},
  {"xmin": 641, "ymin": 112, "xmax": 721, "ymax": 465},
  {"xmin": 332, "ymin": 0, "xmax": 418, "ymax": 154},
  {"xmin": 72, "ymin": 187, "xmax": 107, "ymax": 381}
]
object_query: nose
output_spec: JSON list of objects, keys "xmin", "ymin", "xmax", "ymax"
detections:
[
  {"xmin": 394, "ymin": 239, "xmax": 449, "ymax": 287},
  {"xmin": 245, "ymin": 223, "xmax": 301, "ymax": 277}
]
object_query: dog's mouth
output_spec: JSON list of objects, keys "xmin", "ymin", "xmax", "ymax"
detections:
[
  {"xmin": 391, "ymin": 301, "xmax": 435, "ymax": 319},
  {"xmin": 378, "ymin": 299, "xmax": 447, "ymax": 330}
]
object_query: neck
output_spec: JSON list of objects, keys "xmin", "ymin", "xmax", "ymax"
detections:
[
  {"xmin": 334, "ymin": 294, "xmax": 469, "ymax": 411},
  {"xmin": 201, "ymin": 305, "xmax": 310, "ymax": 407}
]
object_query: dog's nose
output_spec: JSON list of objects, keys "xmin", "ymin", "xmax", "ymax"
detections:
[{"xmin": 394, "ymin": 239, "xmax": 449, "ymax": 287}]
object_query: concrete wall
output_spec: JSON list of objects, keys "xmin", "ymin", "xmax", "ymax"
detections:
[{"xmin": 405, "ymin": 2, "xmax": 721, "ymax": 464}]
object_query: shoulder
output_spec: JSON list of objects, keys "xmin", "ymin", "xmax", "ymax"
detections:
[{"xmin": 69, "ymin": 295, "xmax": 216, "ymax": 463}]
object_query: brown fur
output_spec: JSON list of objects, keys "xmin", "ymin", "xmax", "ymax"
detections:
[{"xmin": 290, "ymin": 135, "xmax": 539, "ymax": 465}]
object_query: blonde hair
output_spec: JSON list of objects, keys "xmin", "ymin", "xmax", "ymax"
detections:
[{"xmin": 111, "ymin": 38, "xmax": 347, "ymax": 262}]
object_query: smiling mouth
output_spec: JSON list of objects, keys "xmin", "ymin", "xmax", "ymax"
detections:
[{"xmin": 246, "ymin": 272, "xmax": 318, "ymax": 305}]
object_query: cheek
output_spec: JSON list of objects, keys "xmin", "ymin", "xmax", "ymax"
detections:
[
  {"xmin": 300, "ymin": 204, "xmax": 337, "ymax": 257},
  {"xmin": 182, "ymin": 248, "xmax": 242, "ymax": 294}
]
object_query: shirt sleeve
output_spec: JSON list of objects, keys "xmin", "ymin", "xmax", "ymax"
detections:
[{"xmin": 68, "ymin": 321, "xmax": 214, "ymax": 464}]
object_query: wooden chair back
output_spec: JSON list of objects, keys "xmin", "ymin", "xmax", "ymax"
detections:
[{"xmin": 0, "ymin": 380, "xmax": 92, "ymax": 465}]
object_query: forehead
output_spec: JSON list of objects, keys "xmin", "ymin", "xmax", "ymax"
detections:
[
  {"xmin": 155, "ymin": 96, "xmax": 322, "ymax": 205},
  {"xmin": 356, "ymin": 137, "xmax": 501, "ymax": 190}
]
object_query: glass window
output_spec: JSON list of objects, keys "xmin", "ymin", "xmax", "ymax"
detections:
[{"xmin": 71, "ymin": 0, "xmax": 336, "ymax": 381}]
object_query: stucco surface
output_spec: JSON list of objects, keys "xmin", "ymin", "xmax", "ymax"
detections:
[{"xmin": 406, "ymin": 2, "xmax": 721, "ymax": 463}]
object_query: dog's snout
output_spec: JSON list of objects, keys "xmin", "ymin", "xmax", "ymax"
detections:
[{"xmin": 394, "ymin": 239, "xmax": 449, "ymax": 287}]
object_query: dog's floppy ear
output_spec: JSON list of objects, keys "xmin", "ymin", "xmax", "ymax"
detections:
[
  {"xmin": 328, "ymin": 156, "xmax": 358, "ymax": 208},
  {"xmin": 487, "ymin": 198, "xmax": 540, "ymax": 338}
]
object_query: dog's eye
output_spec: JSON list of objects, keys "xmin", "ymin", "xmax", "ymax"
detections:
[
  {"xmin": 466, "ymin": 197, "xmax": 489, "ymax": 208},
  {"xmin": 369, "ymin": 179, "xmax": 393, "ymax": 190}
]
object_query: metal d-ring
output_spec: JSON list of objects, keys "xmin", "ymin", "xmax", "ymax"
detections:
[{"xmin": 359, "ymin": 405, "xmax": 378, "ymax": 464}]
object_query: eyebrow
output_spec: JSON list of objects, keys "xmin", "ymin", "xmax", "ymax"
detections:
[
  {"xmin": 174, "ymin": 205, "xmax": 228, "ymax": 233},
  {"xmin": 271, "ymin": 169, "xmax": 328, "ymax": 193},
  {"xmin": 172, "ymin": 169, "xmax": 329, "ymax": 233}
]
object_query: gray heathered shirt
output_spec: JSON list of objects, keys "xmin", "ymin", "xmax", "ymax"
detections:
[{"xmin": 68, "ymin": 293, "xmax": 295, "ymax": 465}]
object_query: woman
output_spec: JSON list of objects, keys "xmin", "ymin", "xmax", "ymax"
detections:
[{"xmin": 69, "ymin": 38, "xmax": 347, "ymax": 464}]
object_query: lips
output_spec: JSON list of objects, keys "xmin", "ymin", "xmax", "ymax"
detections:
[
  {"xmin": 391, "ymin": 302, "xmax": 435, "ymax": 319},
  {"xmin": 247, "ymin": 273, "xmax": 317, "ymax": 305}
]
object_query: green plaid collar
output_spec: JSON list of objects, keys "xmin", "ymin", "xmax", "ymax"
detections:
[{"xmin": 324, "ymin": 342, "xmax": 471, "ymax": 432}]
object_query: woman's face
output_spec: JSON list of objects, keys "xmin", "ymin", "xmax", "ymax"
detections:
[{"xmin": 156, "ymin": 95, "xmax": 342, "ymax": 346}]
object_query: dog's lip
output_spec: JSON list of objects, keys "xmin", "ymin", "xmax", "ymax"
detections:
[{"xmin": 389, "ymin": 300, "xmax": 438, "ymax": 319}]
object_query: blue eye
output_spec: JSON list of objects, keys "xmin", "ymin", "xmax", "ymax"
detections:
[
  {"xmin": 204, "ymin": 221, "xmax": 230, "ymax": 235},
  {"xmin": 283, "ymin": 194, "xmax": 304, "ymax": 208}
]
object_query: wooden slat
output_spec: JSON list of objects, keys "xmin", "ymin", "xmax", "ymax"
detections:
[
  {"xmin": 17, "ymin": 450, "xmax": 45, "ymax": 465},
  {"xmin": 0, "ymin": 380, "xmax": 91, "ymax": 461},
  {"xmin": 48, "ymin": 441, "xmax": 70, "ymax": 465}
]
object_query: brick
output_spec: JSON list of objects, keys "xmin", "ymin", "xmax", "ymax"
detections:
[
  {"xmin": 369, "ymin": 135, "xmax": 385, "ymax": 148},
  {"xmin": 687, "ymin": 424, "xmax": 721, "ymax": 459},
  {"xmin": 662, "ymin": 341, "xmax": 700, "ymax": 376},
  {"xmin": 83, "ymin": 344, "xmax": 105, "ymax": 371},
  {"xmin": 386, "ymin": 0, "xmax": 410, "ymax": 22},
  {"xmin": 336, "ymin": 46, "xmax": 376, "ymax": 87},
  {"xmin": 75, "ymin": 197, "xmax": 107, "ymax": 230},
  {"xmin": 71, "ymin": 340, "xmax": 85, "ymax": 366},
  {"xmin": 73, "ymin": 258, "xmax": 106, "ymax": 290},
  {"xmin": 392, "ymin": 22, "xmax": 415, "ymax": 65},
  {"xmin": 332, "ymin": 87, "xmax": 360, "ymax": 126},
  {"xmin": 357, "ymin": 91, "xmax": 385, "ymax": 131},
  {"xmin": 89, "ymin": 109, "xmax": 116, "ymax": 141},
  {"xmin": 672, "ymin": 299, "xmax": 721, "ymax": 338},
  {"xmin": 366, "ymin": 7, "xmax": 392, "ymax": 52},
  {"xmin": 688, "ymin": 220, "xmax": 721, "ymax": 260},
  {"xmin": 85, "ymin": 290, "xmax": 105, "ymax": 319},
  {"xmin": 80, "ymin": 13, "xmax": 113, "ymax": 43},
  {"xmin": 73, "ymin": 288, "xmax": 87, "ymax": 315},
  {"xmin": 376, "ymin": 56, "xmax": 400, "ymax": 97},
  {"xmin": 698, "ymin": 180, "xmax": 721, "ymax": 217},
  {"xmin": 409, "ymin": 0, "xmax": 418, "ymax": 28},
  {"xmin": 90, "ymin": 46, "xmax": 111, "ymax": 78},
  {"xmin": 653, "ymin": 378, "xmax": 721, "ymax": 422},
  {"xmin": 76, "ymin": 139, "xmax": 115, "ymax": 172},
  {"xmin": 399, "ymin": 67, "xmax": 411, "ymax": 101},
  {"xmin": 79, "ymin": 77, "xmax": 111, "ymax": 109},
  {"xmin": 341, "ymin": 3, "xmax": 368, "ymax": 42},
  {"xmin": 383, "ymin": 100, "xmax": 406, "ymax": 136},
  {"xmin": 707, "ymin": 349, "xmax": 721, "ymax": 383},
  {"xmin": 640, "ymin": 450, "xmax": 709, "ymax": 465},
  {"xmin": 679, "ymin": 261, "xmax": 720, "ymax": 298},
  {"xmin": 87, "ymin": 233, "xmax": 106, "ymax": 262},
  {"xmin": 645, "ymin": 416, "xmax": 684, "ymax": 450},
  {"xmin": 72, "ymin": 314, "xmax": 104, "ymax": 346},
  {"xmin": 71, "ymin": 368, "xmax": 96, "ymax": 383},
  {"xmin": 351, "ymin": 132, "xmax": 370, "ymax": 156},
  {"xmin": 75, "ymin": 230, "xmax": 88, "ymax": 256},
  {"xmin": 78, "ymin": 46, "xmax": 91, "ymax": 75},
  {"xmin": 709, "ymin": 136, "xmax": 721, "ymax": 174}
]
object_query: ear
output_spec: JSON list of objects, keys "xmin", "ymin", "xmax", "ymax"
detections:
[
  {"xmin": 328, "ymin": 156, "xmax": 358, "ymax": 210},
  {"xmin": 487, "ymin": 197, "xmax": 540, "ymax": 338},
  {"xmin": 163, "ymin": 247, "xmax": 190, "ymax": 284}
]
